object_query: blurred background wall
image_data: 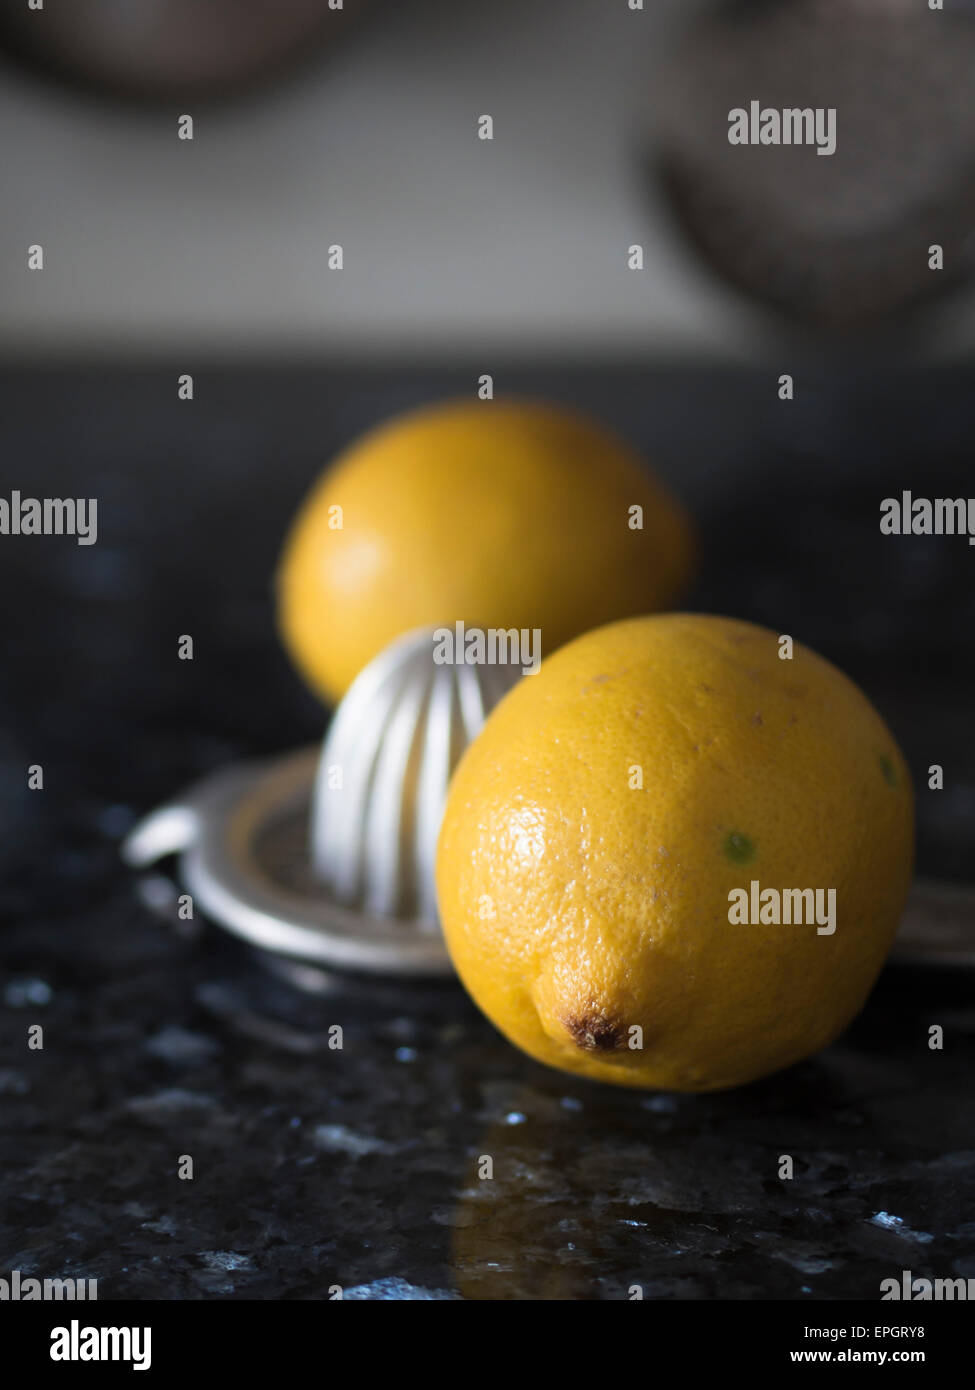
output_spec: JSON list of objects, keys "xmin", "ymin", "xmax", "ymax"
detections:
[{"xmin": 4, "ymin": 0, "xmax": 975, "ymax": 364}]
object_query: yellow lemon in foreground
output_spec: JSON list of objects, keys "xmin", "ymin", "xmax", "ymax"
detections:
[
  {"xmin": 276, "ymin": 399, "xmax": 695, "ymax": 703},
  {"xmin": 436, "ymin": 614, "xmax": 914, "ymax": 1092}
]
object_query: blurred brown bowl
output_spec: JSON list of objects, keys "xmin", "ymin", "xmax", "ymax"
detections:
[
  {"xmin": 0, "ymin": 0, "xmax": 371, "ymax": 102},
  {"xmin": 653, "ymin": 0, "xmax": 975, "ymax": 331}
]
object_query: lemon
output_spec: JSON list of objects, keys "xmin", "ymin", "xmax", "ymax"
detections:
[
  {"xmin": 436, "ymin": 614, "xmax": 914, "ymax": 1092},
  {"xmin": 276, "ymin": 399, "xmax": 695, "ymax": 703}
]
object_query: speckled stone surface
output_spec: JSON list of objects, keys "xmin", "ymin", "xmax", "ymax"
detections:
[{"xmin": 1, "ymin": 366, "xmax": 973, "ymax": 1300}]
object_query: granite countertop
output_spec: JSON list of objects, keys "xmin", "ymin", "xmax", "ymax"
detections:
[{"xmin": 1, "ymin": 365, "xmax": 973, "ymax": 1300}]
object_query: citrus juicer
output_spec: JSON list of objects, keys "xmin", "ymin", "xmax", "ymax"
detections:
[
  {"xmin": 122, "ymin": 627, "xmax": 523, "ymax": 981},
  {"xmin": 122, "ymin": 626, "xmax": 975, "ymax": 986}
]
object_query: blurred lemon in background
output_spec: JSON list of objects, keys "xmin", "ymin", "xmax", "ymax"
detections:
[
  {"xmin": 276, "ymin": 399, "xmax": 695, "ymax": 704},
  {"xmin": 436, "ymin": 614, "xmax": 914, "ymax": 1092}
]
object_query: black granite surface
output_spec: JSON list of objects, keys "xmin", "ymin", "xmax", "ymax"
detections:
[{"xmin": 1, "ymin": 365, "xmax": 973, "ymax": 1301}]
